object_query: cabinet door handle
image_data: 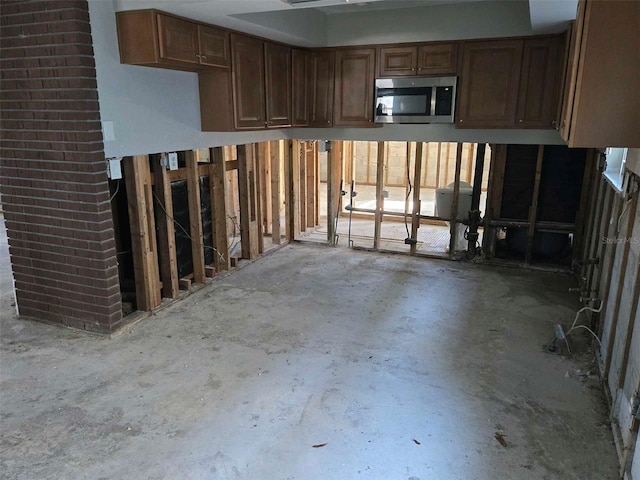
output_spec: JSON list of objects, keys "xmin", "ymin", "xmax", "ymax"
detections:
[
  {"xmin": 459, "ymin": 119, "xmax": 463, "ymax": 123},
  {"xmin": 202, "ymin": 55, "xmax": 207, "ymax": 59},
  {"xmin": 518, "ymin": 119, "xmax": 523, "ymax": 123},
  {"xmin": 412, "ymin": 67, "xmax": 416, "ymax": 71},
  {"xmin": 196, "ymin": 54, "xmax": 201, "ymax": 58}
]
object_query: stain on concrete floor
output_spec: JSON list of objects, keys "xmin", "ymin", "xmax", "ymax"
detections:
[{"xmin": 0, "ymin": 243, "xmax": 618, "ymax": 479}]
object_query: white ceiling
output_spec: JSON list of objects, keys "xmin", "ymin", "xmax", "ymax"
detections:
[{"xmin": 113, "ymin": 0, "xmax": 577, "ymax": 46}]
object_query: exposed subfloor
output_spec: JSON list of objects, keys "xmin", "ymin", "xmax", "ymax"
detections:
[{"xmin": 0, "ymin": 241, "xmax": 619, "ymax": 479}]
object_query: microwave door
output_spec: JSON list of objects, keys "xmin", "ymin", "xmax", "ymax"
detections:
[{"xmin": 375, "ymin": 87, "xmax": 432, "ymax": 123}]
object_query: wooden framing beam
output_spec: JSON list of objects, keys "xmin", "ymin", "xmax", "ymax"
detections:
[
  {"xmin": 448, "ymin": 143, "xmax": 463, "ymax": 255},
  {"xmin": 123, "ymin": 155, "xmax": 161, "ymax": 311},
  {"xmin": 588, "ymin": 186, "xmax": 614, "ymax": 294},
  {"xmin": 525, "ymin": 145, "xmax": 545, "ymax": 264},
  {"xmin": 373, "ymin": 141, "xmax": 385, "ymax": 250},
  {"xmin": 285, "ymin": 140, "xmax": 301, "ymax": 242},
  {"xmin": 410, "ymin": 142, "xmax": 424, "ymax": 255},
  {"xmin": 270, "ymin": 141, "xmax": 281, "ymax": 244},
  {"xmin": 151, "ymin": 154, "xmax": 179, "ymax": 299},
  {"xmin": 258, "ymin": 142, "xmax": 272, "ymax": 238},
  {"xmin": 573, "ymin": 149, "xmax": 596, "ymax": 264},
  {"xmin": 285, "ymin": 140, "xmax": 294, "ymax": 242},
  {"xmin": 255, "ymin": 144, "xmax": 265, "ymax": 255},
  {"xmin": 306, "ymin": 142, "xmax": 317, "ymax": 228},
  {"xmin": 604, "ymin": 190, "xmax": 639, "ymax": 378},
  {"xmin": 237, "ymin": 144, "xmax": 260, "ymax": 259},
  {"xmin": 583, "ymin": 171, "xmax": 606, "ymax": 290},
  {"xmin": 185, "ymin": 150, "xmax": 206, "ymax": 284},
  {"xmin": 210, "ymin": 147, "xmax": 230, "ymax": 271},
  {"xmin": 327, "ymin": 141, "xmax": 343, "ymax": 245},
  {"xmin": 299, "ymin": 141, "xmax": 307, "ymax": 232}
]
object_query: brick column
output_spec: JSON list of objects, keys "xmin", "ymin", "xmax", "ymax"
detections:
[{"xmin": 0, "ymin": 0, "xmax": 122, "ymax": 332}]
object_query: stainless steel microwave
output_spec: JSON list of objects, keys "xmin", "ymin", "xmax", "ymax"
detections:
[{"xmin": 374, "ymin": 76, "xmax": 457, "ymax": 124}]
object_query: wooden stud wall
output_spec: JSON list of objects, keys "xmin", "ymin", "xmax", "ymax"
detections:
[
  {"xmin": 151, "ymin": 155, "xmax": 179, "ymax": 299},
  {"xmin": 123, "ymin": 155, "xmax": 161, "ymax": 311},
  {"xmin": 113, "ymin": 139, "xmax": 312, "ymax": 315}
]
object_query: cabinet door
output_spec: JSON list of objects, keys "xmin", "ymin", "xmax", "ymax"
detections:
[
  {"xmin": 457, "ymin": 39, "xmax": 523, "ymax": 128},
  {"xmin": 198, "ymin": 25, "xmax": 230, "ymax": 68},
  {"xmin": 292, "ymin": 49, "xmax": 310, "ymax": 126},
  {"xmin": 334, "ymin": 48, "xmax": 376, "ymax": 127},
  {"xmin": 157, "ymin": 14, "xmax": 198, "ymax": 65},
  {"xmin": 516, "ymin": 36, "xmax": 563, "ymax": 129},
  {"xmin": 378, "ymin": 46, "xmax": 417, "ymax": 77},
  {"xmin": 417, "ymin": 43, "xmax": 458, "ymax": 75},
  {"xmin": 231, "ymin": 34, "xmax": 265, "ymax": 129},
  {"xmin": 309, "ymin": 51, "xmax": 335, "ymax": 128},
  {"xmin": 265, "ymin": 42, "xmax": 292, "ymax": 127}
]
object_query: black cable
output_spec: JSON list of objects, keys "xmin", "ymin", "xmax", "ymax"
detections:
[
  {"xmin": 404, "ymin": 149, "xmax": 413, "ymax": 238},
  {"xmin": 151, "ymin": 189, "xmax": 226, "ymax": 264}
]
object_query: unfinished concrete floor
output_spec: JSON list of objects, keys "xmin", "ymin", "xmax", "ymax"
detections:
[{"xmin": 0, "ymin": 242, "xmax": 619, "ymax": 479}]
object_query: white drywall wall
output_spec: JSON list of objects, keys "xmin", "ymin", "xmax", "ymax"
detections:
[
  {"xmin": 326, "ymin": 1, "xmax": 533, "ymax": 46},
  {"xmin": 89, "ymin": 0, "xmax": 288, "ymax": 158}
]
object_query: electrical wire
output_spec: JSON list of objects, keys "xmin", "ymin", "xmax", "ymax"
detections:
[
  {"xmin": 570, "ymin": 325, "xmax": 602, "ymax": 348},
  {"xmin": 151, "ymin": 190, "xmax": 226, "ymax": 264},
  {"xmin": 617, "ymin": 197, "xmax": 633, "ymax": 233},
  {"xmin": 110, "ymin": 180, "xmax": 120, "ymax": 202},
  {"xmin": 227, "ymin": 214, "xmax": 240, "ymax": 256},
  {"xmin": 404, "ymin": 149, "xmax": 413, "ymax": 238},
  {"xmin": 565, "ymin": 302, "xmax": 604, "ymax": 347}
]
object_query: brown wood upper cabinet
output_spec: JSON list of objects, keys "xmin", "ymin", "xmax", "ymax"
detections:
[
  {"xmin": 264, "ymin": 42, "xmax": 292, "ymax": 127},
  {"xmin": 292, "ymin": 49, "xmax": 311, "ymax": 127},
  {"xmin": 116, "ymin": 10, "xmax": 230, "ymax": 70},
  {"xmin": 198, "ymin": 25, "xmax": 230, "ymax": 68},
  {"xmin": 457, "ymin": 39, "xmax": 524, "ymax": 128},
  {"xmin": 231, "ymin": 34, "xmax": 266, "ymax": 129},
  {"xmin": 516, "ymin": 35, "xmax": 564, "ymax": 129},
  {"xmin": 309, "ymin": 51, "xmax": 335, "ymax": 127},
  {"xmin": 334, "ymin": 48, "xmax": 376, "ymax": 127},
  {"xmin": 378, "ymin": 43, "xmax": 457, "ymax": 77},
  {"xmin": 560, "ymin": 0, "xmax": 639, "ymax": 148}
]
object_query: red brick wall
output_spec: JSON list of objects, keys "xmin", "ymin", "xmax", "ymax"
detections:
[{"xmin": 0, "ymin": 0, "xmax": 122, "ymax": 332}]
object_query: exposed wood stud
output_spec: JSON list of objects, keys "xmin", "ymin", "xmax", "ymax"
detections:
[
  {"xmin": 603, "ymin": 190, "xmax": 639, "ymax": 378},
  {"xmin": 306, "ymin": 141, "xmax": 317, "ymax": 228},
  {"xmin": 255, "ymin": 144, "xmax": 265, "ymax": 255},
  {"xmin": 151, "ymin": 154, "xmax": 179, "ymax": 299},
  {"xmin": 410, "ymin": 142, "xmax": 424, "ymax": 255},
  {"xmin": 237, "ymin": 143, "xmax": 260, "ymax": 259},
  {"xmin": 285, "ymin": 140, "xmax": 295, "ymax": 242},
  {"xmin": 573, "ymin": 149, "xmax": 596, "ymax": 265},
  {"xmin": 327, "ymin": 141, "xmax": 343, "ymax": 245},
  {"xmin": 373, "ymin": 141, "xmax": 385, "ymax": 250},
  {"xmin": 448, "ymin": 143, "xmax": 463, "ymax": 255},
  {"xmin": 588, "ymin": 186, "xmax": 613, "ymax": 294},
  {"xmin": 186, "ymin": 150, "xmax": 206, "ymax": 284},
  {"xmin": 299, "ymin": 141, "xmax": 307, "ymax": 231},
  {"xmin": 270, "ymin": 141, "xmax": 281, "ymax": 244},
  {"xmin": 123, "ymin": 155, "xmax": 161, "ymax": 311},
  {"xmin": 525, "ymin": 145, "xmax": 545, "ymax": 264},
  {"xmin": 259, "ymin": 142, "xmax": 272, "ymax": 238},
  {"xmin": 210, "ymin": 147, "xmax": 230, "ymax": 271}
]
